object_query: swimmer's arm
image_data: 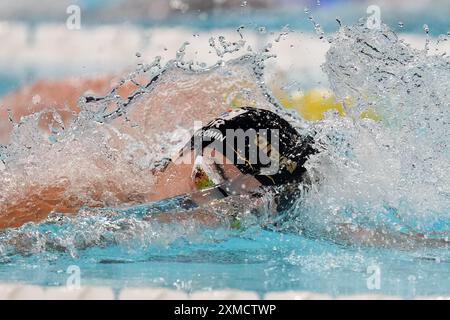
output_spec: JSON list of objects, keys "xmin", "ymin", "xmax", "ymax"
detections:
[
  {"xmin": 0, "ymin": 184, "xmax": 82, "ymax": 229},
  {"xmin": 1, "ymin": 174, "xmax": 152, "ymax": 229},
  {"xmin": 142, "ymin": 199, "xmax": 239, "ymax": 227},
  {"xmin": 0, "ymin": 179, "xmax": 117, "ymax": 229},
  {"xmin": 335, "ymin": 223, "xmax": 450, "ymax": 249},
  {"xmin": 144, "ymin": 208, "xmax": 223, "ymax": 226},
  {"xmin": 143, "ymin": 194, "xmax": 276, "ymax": 227}
]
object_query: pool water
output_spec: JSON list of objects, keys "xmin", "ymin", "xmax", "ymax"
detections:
[{"xmin": 1, "ymin": 219, "xmax": 449, "ymax": 298}]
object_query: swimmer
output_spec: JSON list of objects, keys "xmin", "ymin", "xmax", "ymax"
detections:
[
  {"xmin": 141, "ymin": 106, "xmax": 316, "ymax": 227},
  {"xmin": 0, "ymin": 106, "xmax": 315, "ymax": 229},
  {"xmin": 1, "ymin": 78, "xmax": 448, "ymax": 248}
]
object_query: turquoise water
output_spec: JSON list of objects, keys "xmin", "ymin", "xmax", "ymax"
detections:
[
  {"xmin": 1, "ymin": 227, "xmax": 449, "ymax": 298},
  {"xmin": 0, "ymin": 203, "xmax": 449, "ymax": 298},
  {"xmin": 0, "ymin": 73, "xmax": 23, "ymax": 97}
]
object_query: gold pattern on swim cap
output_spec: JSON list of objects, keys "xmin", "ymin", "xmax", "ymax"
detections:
[{"xmin": 283, "ymin": 159, "xmax": 298, "ymax": 174}]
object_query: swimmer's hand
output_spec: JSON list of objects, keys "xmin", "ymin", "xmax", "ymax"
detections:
[
  {"xmin": 333, "ymin": 223, "xmax": 450, "ymax": 249},
  {"xmin": 143, "ymin": 193, "xmax": 276, "ymax": 229},
  {"xmin": 143, "ymin": 208, "xmax": 223, "ymax": 226}
]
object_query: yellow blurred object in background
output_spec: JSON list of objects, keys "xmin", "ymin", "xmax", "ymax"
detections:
[
  {"xmin": 360, "ymin": 107, "xmax": 382, "ymax": 122},
  {"xmin": 274, "ymin": 88, "xmax": 380, "ymax": 122}
]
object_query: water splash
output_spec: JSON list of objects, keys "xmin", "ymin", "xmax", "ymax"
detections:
[
  {"xmin": 1, "ymin": 20, "xmax": 449, "ymax": 256},
  {"xmin": 287, "ymin": 21, "xmax": 450, "ymax": 243},
  {"xmin": 0, "ymin": 35, "xmax": 284, "ymax": 230}
]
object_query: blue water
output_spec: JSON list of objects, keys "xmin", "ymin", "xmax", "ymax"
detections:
[
  {"xmin": 0, "ymin": 73, "xmax": 23, "ymax": 97},
  {"xmin": 0, "ymin": 205, "xmax": 449, "ymax": 298}
]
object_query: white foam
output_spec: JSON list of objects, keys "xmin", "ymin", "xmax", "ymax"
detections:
[
  {"xmin": 1, "ymin": 284, "xmax": 46, "ymax": 300},
  {"xmin": 415, "ymin": 296, "xmax": 450, "ymax": 300},
  {"xmin": 0, "ymin": 284, "xmax": 115, "ymax": 300},
  {"xmin": 119, "ymin": 288, "xmax": 188, "ymax": 300},
  {"xmin": 0, "ymin": 284, "xmax": 448, "ymax": 299},
  {"xmin": 75, "ymin": 286, "xmax": 115, "ymax": 300},
  {"xmin": 44, "ymin": 287, "xmax": 88, "ymax": 300},
  {"xmin": 0, "ymin": 284, "xmax": 21, "ymax": 299},
  {"xmin": 264, "ymin": 291, "xmax": 332, "ymax": 300},
  {"xmin": 44, "ymin": 286, "xmax": 115, "ymax": 300},
  {"xmin": 190, "ymin": 289, "xmax": 260, "ymax": 300},
  {"xmin": 337, "ymin": 294, "xmax": 402, "ymax": 300}
]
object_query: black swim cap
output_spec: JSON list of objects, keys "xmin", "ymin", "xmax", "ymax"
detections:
[{"xmin": 183, "ymin": 107, "xmax": 315, "ymax": 186}]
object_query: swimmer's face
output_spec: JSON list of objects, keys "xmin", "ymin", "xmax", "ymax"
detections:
[{"xmin": 175, "ymin": 146, "xmax": 262, "ymax": 197}]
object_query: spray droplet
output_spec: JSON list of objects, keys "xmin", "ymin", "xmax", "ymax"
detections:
[
  {"xmin": 241, "ymin": 1, "xmax": 247, "ymax": 7},
  {"xmin": 176, "ymin": 41, "xmax": 190, "ymax": 61},
  {"xmin": 32, "ymin": 95, "xmax": 41, "ymax": 105},
  {"xmin": 237, "ymin": 25, "xmax": 245, "ymax": 39},
  {"xmin": 398, "ymin": 21, "xmax": 404, "ymax": 28},
  {"xmin": 316, "ymin": 0, "xmax": 321, "ymax": 6},
  {"xmin": 275, "ymin": 25, "xmax": 291, "ymax": 42},
  {"xmin": 258, "ymin": 26, "xmax": 266, "ymax": 34},
  {"xmin": 135, "ymin": 52, "xmax": 142, "ymax": 58},
  {"xmin": 169, "ymin": 0, "xmax": 189, "ymax": 13},
  {"xmin": 423, "ymin": 24, "xmax": 430, "ymax": 34}
]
